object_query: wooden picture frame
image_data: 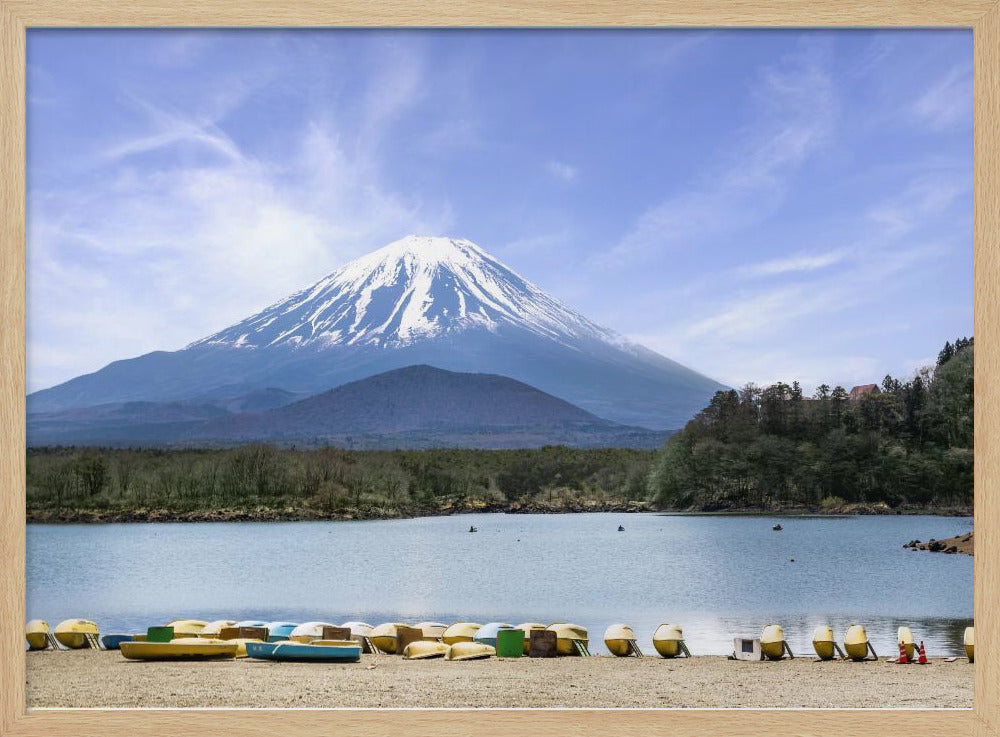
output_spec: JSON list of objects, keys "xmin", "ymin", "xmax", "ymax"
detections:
[{"xmin": 0, "ymin": 1, "xmax": 996, "ymax": 735}]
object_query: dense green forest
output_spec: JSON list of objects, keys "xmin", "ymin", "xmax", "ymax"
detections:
[
  {"xmin": 26, "ymin": 445, "xmax": 654, "ymax": 520},
  {"xmin": 27, "ymin": 338, "xmax": 973, "ymax": 521},
  {"xmin": 649, "ymin": 338, "xmax": 974, "ymax": 511}
]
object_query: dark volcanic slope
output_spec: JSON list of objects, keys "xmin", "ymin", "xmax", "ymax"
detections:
[{"xmin": 195, "ymin": 364, "xmax": 627, "ymax": 438}]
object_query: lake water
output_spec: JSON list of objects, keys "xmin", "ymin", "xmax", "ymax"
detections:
[{"xmin": 27, "ymin": 513, "xmax": 974, "ymax": 656}]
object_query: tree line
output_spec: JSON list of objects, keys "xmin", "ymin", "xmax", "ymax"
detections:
[{"xmin": 648, "ymin": 338, "xmax": 974, "ymax": 510}]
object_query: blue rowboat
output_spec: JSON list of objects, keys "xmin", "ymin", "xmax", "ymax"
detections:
[
  {"xmin": 474, "ymin": 622, "xmax": 515, "ymax": 648},
  {"xmin": 265, "ymin": 622, "xmax": 298, "ymax": 643},
  {"xmin": 245, "ymin": 640, "xmax": 361, "ymax": 663},
  {"xmin": 100, "ymin": 633, "xmax": 133, "ymax": 650}
]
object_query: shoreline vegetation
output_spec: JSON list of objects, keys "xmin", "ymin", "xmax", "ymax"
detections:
[{"xmin": 27, "ymin": 338, "xmax": 973, "ymax": 528}]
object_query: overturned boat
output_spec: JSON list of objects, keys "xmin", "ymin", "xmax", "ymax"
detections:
[
  {"xmin": 897, "ymin": 626, "xmax": 915, "ymax": 661},
  {"xmin": 166, "ymin": 619, "xmax": 209, "ymax": 638},
  {"xmin": 445, "ymin": 641, "xmax": 495, "ymax": 661},
  {"xmin": 54, "ymin": 619, "xmax": 99, "ymax": 649},
  {"xmin": 442, "ymin": 622, "xmax": 482, "ymax": 645},
  {"xmin": 289, "ymin": 621, "xmax": 338, "ymax": 643},
  {"xmin": 403, "ymin": 640, "xmax": 448, "ymax": 659},
  {"xmin": 370, "ymin": 622, "xmax": 408, "ymax": 654},
  {"xmin": 760, "ymin": 624, "xmax": 790, "ymax": 660},
  {"xmin": 652, "ymin": 624, "xmax": 689, "ymax": 658},
  {"xmin": 811, "ymin": 625, "xmax": 843, "ymax": 661},
  {"xmin": 605, "ymin": 624, "xmax": 642, "ymax": 657},
  {"xmin": 547, "ymin": 623, "xmax": 590, "ymax": 656},
  {"xmin": 26, "ymin": 620, "xmax": 51, "ymax": 651},
  {"xmin": 474, "ymin": 623, "xmax": 515, "ymax": 648},
  {"xmin": 265, "ymin": 622, "xmax": 299, "ymax": 643},
  {"xmin": 120, "ymin": 637, "xmax": 238, "ymax": 661},
  {"xmin": 199, "ymin": 620, "xmax": 239, "ymax": 638},
  {"xmin": 415, "ymin": 622, "xmax": 448, "ymax": 640},
  {"xmin": 965, "ymin": 626, "xmax": 974, "ymax": 663},
  {"xmin": 844, "ymin": 624, "xmax": 876, "ymax": 661},
  {"xmin": 514, "ymin": 623, "xmax": 547, "ymax": 654}
]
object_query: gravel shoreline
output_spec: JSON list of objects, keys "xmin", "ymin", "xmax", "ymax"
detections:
[{"xmin": 27, "ymin": 650, "xmax": 972, "ymax": 709}]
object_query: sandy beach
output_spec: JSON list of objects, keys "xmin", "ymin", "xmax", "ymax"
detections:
[{"xmin": 26, "ymin": 650, "xmax": 972, "ymax": 709}]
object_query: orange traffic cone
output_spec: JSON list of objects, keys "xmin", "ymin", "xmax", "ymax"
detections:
[
  {"xmin": 918, "ymin": 641, "xmax": 928, "ymax": 664},
  {"xmin": 897, "ymin": 640, "xmax": 909, "ymax": 664}
]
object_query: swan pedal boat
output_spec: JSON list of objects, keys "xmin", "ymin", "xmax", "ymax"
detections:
[
  {"xmin": 446, "ymin": 641, "xmax": 495, "ymax": 661},
  {"xmin": 120, "ymin": 637, "xmax": 238, "ymax": 661},
  {"xmin": 403, "ymin": 640, "xmax": 449, "ymax": 659},
  {"xmin": 964, "ymin": 626, "xmax": 974, "ymax": 663},
  {"xmin": 760, "ymin": 624, "xmax": 787, "ymax": 660},
  {"xmin": 245, "ymin": 640, "xmax": 361, "ymax": 662},
  {"xmin": 442, "ymin": 622, "xmax": 482, "ymax": 646},
  {"xmin": 605, "ymin": 624, "xmax": 640, "ymax": 657},
  {"xmin": 547, "ymin": 623, "xmax": 589, "ymax": 656},
  {"xmin": 54, "ymin": 619, "xmax": 99, "ymax": 649},
  {"xmin": 26, "ymin": 620, "xmax": 50, "ymax": 651},
  {"xmin": 652, "ymin": 624, "xmax": 685, "ymax": 658}
]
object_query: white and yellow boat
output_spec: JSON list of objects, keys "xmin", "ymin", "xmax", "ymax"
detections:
[
  {"xmin": 897, "ymin": 626, "xmax": 915, "ymax": 661},
  {"xmin": 546, "ymin": 623, "xmax": 589, "ymax": 656},
  {"xmin": 445, "ymin": 641, "xmax": 495, "ymax": 661},
  {"xmin": 652, "ymin": 624, "xmax": 686, "ymax": 658},
  {"xmin": 341, "ymin": 621, "xmax": 374, "ymax": 641},
  {"xmin": 289, "ymin": 621, "xmax": 337, "ymax": 643},
  {"xmin": 442, "ymin": 622, "xmax": 482, "ymax": 645},
  {"xmin": 199, "ymin": 620, "xmax": 239, "ymax": 638},
  {"xmin": 370, "ymin": 622, "xmax": 408, "ymax": 654},
  {"xmin": 415, "ymin": 622, "xmax": 448, "ymax": 640},
  {"xmin": 403, "ymin": 640, "xmax": 448, "ymax": 659},
  {"xmin": 26, "ymin": 620, "xmax": 50, "ymax": 651},
  {"xmin": 965, "ymin": 626, "xmax": 974, "ymax": 663},
  {"xmin": 166, "ymin": 619, "xmax": 209, "ymax": 638},
  {"xmin": 604, "ymin": 624, "xmax": 640, "ymax": 657},
  {"xmin": 844, "ymin": 624, "xmax": 874, "ymax": 661},
  {"xmin": 760, "ymin": 624, "xmax": 787, "ymax": 661},
  {"xmin": 812, "ymin": 625, "xmax": 837, "ymax": 660},
  {"xmin": 54, "ymin": 619, "xmax": 99, "ymax": 649},
  {"xmin": 120, "ymin": 637, "xmax": 238, "ymax": 661},
  {"xmin": 514, "ymin": 623, "xmax": 547, "ymax": 654}
]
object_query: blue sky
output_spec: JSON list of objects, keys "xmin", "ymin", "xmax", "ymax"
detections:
[{"xmin": 27, "ymin": 29, "xmax": 973, "ymax": 394}]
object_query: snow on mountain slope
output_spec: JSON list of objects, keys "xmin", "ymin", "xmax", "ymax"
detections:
[{"xmin": 191, "ymin": 235, "xmax": 630, "ymax": 352}]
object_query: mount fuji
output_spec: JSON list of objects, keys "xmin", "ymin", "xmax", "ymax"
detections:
[{"xmin": 28, "ymin": 236, "xmax": 723, "ymax": 433}]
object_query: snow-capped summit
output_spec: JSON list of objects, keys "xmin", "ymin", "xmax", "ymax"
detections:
[
  {"xmin": 191, "ymin": 235, "xmax": 624, "ymax": 351},
  {"xmin": 30, "ymin": 235, "xmax": 725, "ymax": 430}
]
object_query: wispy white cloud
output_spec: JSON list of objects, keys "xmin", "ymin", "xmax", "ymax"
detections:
[
  {"xmin": 597, "ymin": 39, "xmax": 836, "ymax": 267},
  {"xmin": 913, "ymin": 64, "xmax": 973, "ymax": 130},
  {"xmin": 741, "ymin": 249, "xmax": 847, "ymax": 278},
  {"xmin": 546, "ymin": 160, "xmax": 579, "ymax": 182}
]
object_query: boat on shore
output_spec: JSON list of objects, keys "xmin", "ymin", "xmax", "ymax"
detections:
[
  {"xmin": 245, "ymin": 640, "xmax": 361, "ymax": 662},
  {"xmin": 514, "ymin": 623, "xmax": 546, "ymax": 654},
  {"xmin": 760, "ymin": 624, "xmax": 787, "ymax": 660},
  {"xmin": 474, "ymin": 623, "xmax": 515, "ymax": 648},
  {"xmin": 120, "ymin": 638, "xmax": 238, "ymax": 661},
  {"xmin": 54, "ymin": 619, "xmax": 99, "ymax": 649},
  {"xmin": 26, "ymin": 620, "xmax": 50, "ymax": 651},
  {"xmin": 604, "ymin": 624, "xmax": 640, "ymax": 657},
  {"xmin": 415, "ymin": 622, "xmax": 448, "ymax": 640},
  {"xmin": 370, "ymin": 623, "xmax": 409, "ymax": 654},
  {"xmin": 166, "ymin": 620, "xmax": 209, "ymax": 638},
  {"xmin": 442, "ymin": 622, "xmax": 482, "ymax": 645},
  {"xmin": 403, "ymin": 640, "xmax": 448, "ymax": 659},
  {"xmin": 265, "ymin": 622, "xmax": 298, "ymax": 642},
  {"xmin": 897, "ymin": 626, "xmax": 915, "ymax": 661},
  {"xmin": 547, "ymin": 623, "xmax": 589, "ymax": 656},
  {"xmin": 844, "ymin": 624, "xmax": 875, "ymax": 661},
  {"xmin": 964, "ymin": 626, "xmax": 974, "ymax": 662},
  {"xmin": 200, "ymin": 620, "xmax": 239, "ymax": 637},
  {"xmin": 100, "ymin": 633, "xmax": 133, "ymax": 650},
  {"xmin": 812, "ymin": 625, "xmax": 837, "ymax": 660},
  {"xmin": 652, "ymin": 624, "xmax": 686, "ymax": 658},
  {"xmin": 289, "ymin": 621, "xmax": 337, "ymax": 643},
  {"xmin": 446, "ymin": 641, "xmax": 495, "ymax": 661}
]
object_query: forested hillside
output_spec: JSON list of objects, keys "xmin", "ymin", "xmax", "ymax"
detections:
[{"xmin": 648, "ymin": 338, "xmax": 974, "ymax": 511}]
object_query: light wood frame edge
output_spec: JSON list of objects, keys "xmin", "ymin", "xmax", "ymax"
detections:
[{"xmin": 1, "ymin": 1, "xmax": 997, "ymax": 735}]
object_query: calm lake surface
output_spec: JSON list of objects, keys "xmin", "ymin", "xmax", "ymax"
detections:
[{"xmin": 27, "ymin": 513, "xmax": 974, "ymax": 656}]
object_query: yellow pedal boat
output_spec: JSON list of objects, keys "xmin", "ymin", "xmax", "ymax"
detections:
[
  {"xmin": 964, "ymin": 626, "xmax": 974, "ymax": 662},
  {"xmin": 442, "ymin": 622, "xmax": 482, "ymax": 645},
  {"xmin": 370, "ymin": 622, "xmax": 408, "ymax": 654},
  {"xmin": 652, "ymin": 623, "xmax": 685, "ymax": 658},
  {"xmin": 289, "ymin": 621, "xmax": 337, "ymax": 643},
  {"xmin": 546, "ymin": 623, "xmax": 589, "ymax": 655},
  {"xmin": 514, "ymin": 623, "xmax": 546, "ymax": 654},
  {"xmin": 844, "ymin": 624, "xmax": 874, "ymax": 661},
  {"xmin": 199, "ymin": 620, "xmax": 239, "ymax": 637},
  {"xmin": 341, "ymin": 621, "xmax": 374, "ymax": 641},
  {"xmin": 812, "ymin": 625, "xmax": 836, "ymax": 660},
  {"xmin": 26, "ymin": 620, "xmax": 50, "ymax": 651},
  {"xmin": 54, "ymin": 619, "xmax": 99, "ymax": 649},
  {"xmin": 415, "ymin": 622, "xmax": 448, "ymax": 640},
  {"xmin": 897, "ymin": 626, "xmax": 915, "ymax": 661},
  {"xmin": 445, "ymin": 641, "xmax": 495, "ymax": 661},
  {"xmin": 604, "ymin": 624, "xmax": 640, "ymax": 657},
  {"xmin": 120, "ymin": 637, "xmax": 238, "ymax": 661},
  {"xmin": 403, "ymin": 640, "xmax": 448, "ymax": 659},
  {"xmin": 760, "ymin": 624, "xmax": 787, "ymax": 660},
  {"xmin": 166, "ymin": 619, "xmax": 209, "ymax": 638}
]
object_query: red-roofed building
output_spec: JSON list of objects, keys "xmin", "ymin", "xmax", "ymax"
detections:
[{"xmin": 848, "ymin": 384, "xmax": 880, "ymax": 401}]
